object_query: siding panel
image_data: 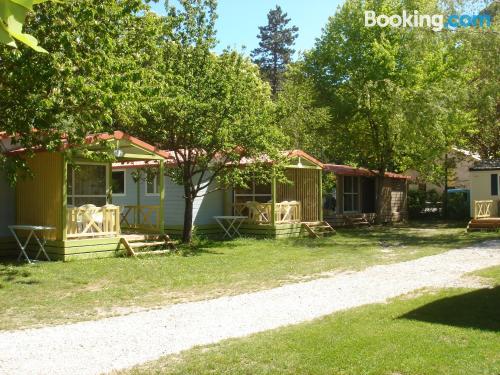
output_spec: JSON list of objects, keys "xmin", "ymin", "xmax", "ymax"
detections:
[
  {"xmin": 112, "ymin": 169, "xmax": 224, "ymax": 227},
  {"xmin": 16, "ymin": 152, "xmax": 63, "ymax": 240},
  {"xmin": 0, "ymin": 171, "xmax": 15, "ymax": 236}
]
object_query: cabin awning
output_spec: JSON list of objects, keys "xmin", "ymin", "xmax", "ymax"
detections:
[
  {"xmin": 3, "ymin": 131, "xmax": 169, "ymax": 161},
  {"xmin": 323, "ymin": 164, "xmax": 410, "ymax": 180}
]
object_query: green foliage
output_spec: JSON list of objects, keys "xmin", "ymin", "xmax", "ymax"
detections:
[
  {"xmin": 119, "ymin": 0, "xmax": 287, "ymax": 242},
  {"xmin": 276, "ymin": 64, "xmax": 332, "ymax": 160},
  {"xmin": 447, "ymin": 191, "xmax": 470, "ymax": 220},
  {"xmin": 0, "ymin": 0, "xmax": 50, "ymax": 52},
  {"xmin": 460, "ymin": 4, "xmax": 499, "ymax": 158},
  {"xmin": 303, "ymin": 0, "xmax": 473, "ymax": 175},
  {"xmin": 408, "ymin": 189, "xmax": 428, "ymax": 218},
  {"xmin": 408, "ymin": 189, "xmax": 444, "ymax": 219},
  {"xmin": 0, "ymin": 0, "xmax": 160, "ymax": 176},
  {"xmin": 251, "ymin": 5, "xmax": 298, "ymax": 96}
]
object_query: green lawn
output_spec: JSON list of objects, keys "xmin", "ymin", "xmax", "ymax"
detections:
[
  {"xmin": 0, "ymin": 224, "xmax": 498, "ymax": 330},
  {"xmin": 121, "ymin": 266, "xmax": 500, "ymax": 375}
]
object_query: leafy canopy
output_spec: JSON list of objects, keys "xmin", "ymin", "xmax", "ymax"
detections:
[
  {"xmin": 304, "ymin": 0, "xmax": 473, "ymax": 177},
  {"xmin": 119, "ymin": 0, "xmax": 287, "ymax": 242}
]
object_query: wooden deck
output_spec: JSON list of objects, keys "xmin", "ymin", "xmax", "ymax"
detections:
[{"xmin": 467, "ymin": 218, "xmax": 500, "ymax": 232}]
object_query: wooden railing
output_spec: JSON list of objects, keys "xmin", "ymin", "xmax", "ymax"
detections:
[
  {"xmin": 67, "ymin": 205, "xmax": 121, "ymax": 238},
  {"xmin": 234, "ymin": 201, "xmax": 301, "ymax": 224},
  {"xmin": 474, "ymin": 200, "xmax": 493, "ymax": 219},
  {"xmin": 121, "ymin": 205, "xmax": 161, "ymax": 231}
]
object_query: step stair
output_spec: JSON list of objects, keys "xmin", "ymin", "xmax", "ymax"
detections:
[
  {"xmin": 467, "ymin": 218, "xmax": 500, "ymax": 232},
  {"xmin": 343, "ymin": 215, "xmax": 371, "ymax": 227},
  {"xmin": 120, "ymin": 234, "xmax": 177, "ymax": 257},
  {"xmin": 303, "ymin": 221, "xmax": 336, "ymax": 239}
]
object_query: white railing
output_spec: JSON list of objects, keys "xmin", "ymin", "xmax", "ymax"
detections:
[
  {"xmin": 120, "ymin": 205, "xmax": 161, "ymax": 232},
  {"xmin": 474, "ymin": 200, "xmax": 493, "ymax": 219},
  {"xmin": 67, "ymin": 205, "xmax": 121, "ymax": 238},
  {"xmin": 234, "ymin": 201, "xmax": 301, "ymax": 224}
]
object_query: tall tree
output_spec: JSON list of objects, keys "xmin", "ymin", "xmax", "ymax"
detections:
[
  {"xmin": 0, "ymin": 0, "xmax": 162, "ymax": 178},
  {"xmin": 304, "ymin": 0, "xmax": 472, "ymax": 222},
  {"xmin": 251, "ymin": 5, "xmax": 298, "ymax": 97},
  {"xmin": 276, "ymin": 63, "xmax": 331, "ymax": 160},
  {"xmin": 121, "ymin": 0, "xmax": 287, "ymax": 243},
  {"xmin": 461, "ymin": 2, "xmax": 499, "ymax": 158}
]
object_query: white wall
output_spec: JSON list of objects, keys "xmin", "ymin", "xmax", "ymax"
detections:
[
  {"xmin": 112, "ymin": 169, "xmax": 224, "ymax": 226},
  {"xmin": 470, "ymin": 170, "xmax": 500, "ymax": 217},
  {"xmin": 0, "ymin": 171, "xmax": 16, "ymax": 236}
]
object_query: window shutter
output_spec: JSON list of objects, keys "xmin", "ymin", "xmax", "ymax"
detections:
[{"xmin": 491, "ymin": 174, "xmax": 499, "ymax": 196}]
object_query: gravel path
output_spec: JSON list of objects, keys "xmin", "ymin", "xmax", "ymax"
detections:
[{"xmin": 1, "ymin": 241, "xmax": 499, "ymax": 375}]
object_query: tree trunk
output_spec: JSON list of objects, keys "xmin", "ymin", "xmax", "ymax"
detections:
[
  {"xmin": 374, "ymin": 173, "xmax": 385, "ymax": 225},
  {"xmin": 182, "ymin": 194, "xmax": 194, "ymax": 244},
  {"xmin": 442, "ymin": 154, "xmax": 448, "ymax": 219}
]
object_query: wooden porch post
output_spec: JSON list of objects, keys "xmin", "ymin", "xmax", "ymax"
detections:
[
  {"xmin": 318, "ymin": 169, "xmax": 323, "ymax": 222},
  {"xmin": 107, "ymin": 163, "xmax": 113, "ymax": 204},
  {"xmin": 136, "ymin": 176, "xmax": 141, "ymax": 226},
  {"xmin": 159, "ymin": 160, "xmax": 165, "ymax": 234},
  {"xmin": 61, "ymin": 154, "xmax": 67, "ymax": 241},
  {"xmin": 271, "ymin": 172, "xmax": 277, "ymax": 226}
]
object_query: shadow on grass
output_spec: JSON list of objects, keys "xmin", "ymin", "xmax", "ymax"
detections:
[
  {"xmin": 286, "ymin": 226, "xmax": 475, "ymax": 250},
  {"xmin": 0, "ymin": 263, "xmax": 40, "ymax": 288},
  {"xmin": 177, "ymin": 238, "xmax": 242, "ymax": 256},
  {"xmin": 400, "ymin": 287, "xmax": 500, "ymax": 332}
]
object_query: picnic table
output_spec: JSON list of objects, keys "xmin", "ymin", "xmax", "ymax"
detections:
[
  {"xmin": 8, "ymin": 225, "xmax": 55, "ymax": 263},
  {"xmin": 213, "ymin": 216, "xmax": 247, "ymax": 239}
]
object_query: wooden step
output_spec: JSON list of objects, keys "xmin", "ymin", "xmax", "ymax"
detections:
[
  {"xmin": 120, "ymin": 234, "xmax": 177, "ymax": 257},
  {"xmin": 129, "ymin": 241, "xmax": 167, "ymax": 248},
  {"xmin": 302, "ymin": 222, "xmax": 336, "ymax": 238}
]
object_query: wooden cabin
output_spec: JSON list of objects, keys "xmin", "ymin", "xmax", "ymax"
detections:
[
  {"xmin": 323, "ymin": 164, "xmax": 410, "ymax": 226},
  {"xmin": 111, "ymin": 160, "xmax": 224, "ymax": 238},
  {"xmin": 467, "ymin": 159, "xmax": 500, "ymax": 231},
  {"xmin": 223, "ymin": 150, "xmax": 332, "ymax": 238},
  {"xmin": 0, "ymin": 131, "xmax": 168, "ymax": 260},
  {"xmin": 114, "ymin": 150, "xmax": 332, "ymax": 239}
]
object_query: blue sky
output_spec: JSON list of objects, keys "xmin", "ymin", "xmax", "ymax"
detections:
[{"xmin": 149, "ymin": 0, "xmax": 345, "ymax": 56}]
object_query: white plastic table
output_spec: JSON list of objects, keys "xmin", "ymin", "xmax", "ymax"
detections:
[
  {"xmin": 8, "ymin": 225, "xmax": 55, "ymax": 263},
  {"xmin": 213, "ymin": 216, "xmax": 247, "ymax": 239}
]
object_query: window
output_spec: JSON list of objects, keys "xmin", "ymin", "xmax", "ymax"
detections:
[
  {"xmin": 67, "ymin": 164, "xmax": 108, "ymax": 207},
  {"xmin": 343, "ymin": 176, "xmax": 359, "ymax": 212},
  {"xmin": 146, "ymin": 175, "xmax": 161, "ymax": 195},
  {"xmin": 491, "ymin": 174, "xmax": 499, "ymax": 196},
  {"xmin": 234, "ymin": 180, "xmax": 272, "ymax": 205},
  {"xmin": 111, "ymin": 170, "xmax": 126, "ymax": 196}
]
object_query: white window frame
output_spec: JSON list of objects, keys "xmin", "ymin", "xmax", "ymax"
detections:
[
  {"xmin": 233, "ymin": 179, "xmax": 272, "ymax": 205},
  {"xmin": 111, "ymin": 169, "xmax": 126, "ymax": 197},
  {"xmin": 343, "ymin": 176, "xmax": 360, "ymax": 213},
  {"xmin": 67, "ymin": 162, "xmax": 109, "ymax": 207},
  {"xmin": 145, "ymin": 175, "xmax": 160, "ymax": 196}
]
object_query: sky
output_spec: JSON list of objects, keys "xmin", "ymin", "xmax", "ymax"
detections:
[{"xmin": 149, "ymin": 0, "xmax": 345, "ymax": 56}]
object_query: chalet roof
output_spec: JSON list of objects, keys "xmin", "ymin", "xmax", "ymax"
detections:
[
  {"xmin": 323, "ymin": 164, "xmax": 410, "ymax": 180},
  {"xmin": 3, "ymin": 131, "xmax": 168, "ymax": 160},
  {"xmin": 113, "ymin": 149, "xmax": 324, "ymax": 170},
  {"xmin": 470, "ymin": 159, "xmax": 500, "ymax": 171},
  {"xmin": 237, "ymin": 150, "xmax": 324, "ymax": 168}
]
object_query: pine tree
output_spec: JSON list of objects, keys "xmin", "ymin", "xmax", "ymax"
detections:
[{"xmin": 251, "ymin": 6, "xmax": 298, "ymax": 97}]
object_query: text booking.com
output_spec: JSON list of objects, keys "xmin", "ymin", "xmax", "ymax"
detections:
[{"xmin": 365, "ymin": 10, "xmax": 492, "ymax": 31}]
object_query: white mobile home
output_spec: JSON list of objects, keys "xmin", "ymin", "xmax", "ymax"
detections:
[{"xmin": 467, "ymin": 159, "xmax": 500, "ymax": 231}]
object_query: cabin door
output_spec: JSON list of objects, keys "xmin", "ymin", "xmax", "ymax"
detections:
[{"xmin": 361, "ymin": 177, "xmax": 376, "ymax": 213}]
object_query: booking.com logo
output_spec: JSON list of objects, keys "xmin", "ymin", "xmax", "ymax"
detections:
[{"xmin": 365, "ymin": 10, "xmax": 492, "ymax": 31}]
